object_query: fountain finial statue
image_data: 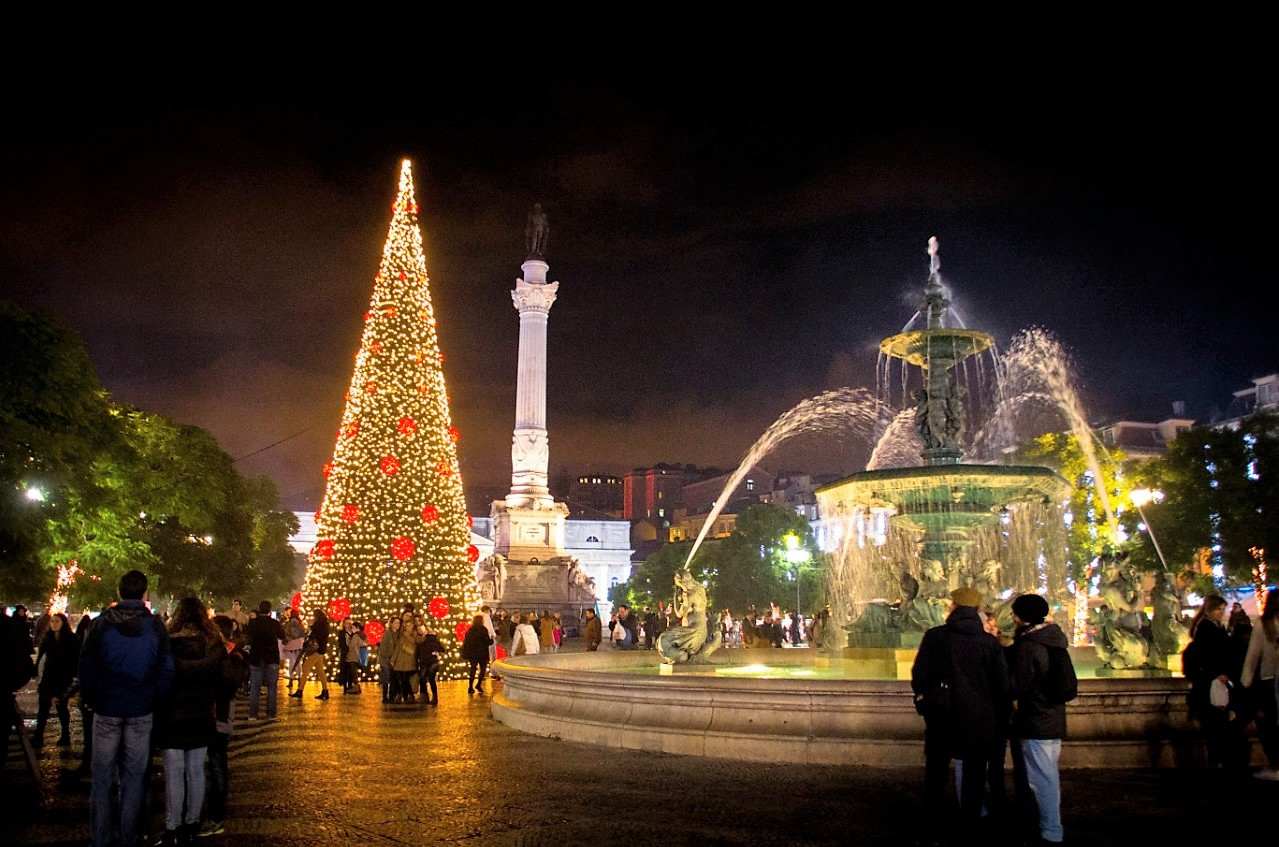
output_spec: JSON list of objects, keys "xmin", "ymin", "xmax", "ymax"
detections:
[
  {"xmin": 927, "ymin": 236, "xmax": 940, "ymax": 278},
  {"xmin": 657, "ymin": 569, "xmax": 722, "ymax": 664}
]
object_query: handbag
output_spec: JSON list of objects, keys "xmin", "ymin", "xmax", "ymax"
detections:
[
  {"xmin": 302, "ymin": 637, "xmax": 319, "ymax": 657},
  {"xmin": 1209, "ymin": 678, "xmax": 1231, "ymax": 709}
]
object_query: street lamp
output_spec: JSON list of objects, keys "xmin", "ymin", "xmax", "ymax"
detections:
[
  {"xmin": 1130, "ymin": 488, "xmax": 1169, "ymax": 571},
  {"xmin": 783, "ymin": 533, "xmax": 812, "ymax": 622}
]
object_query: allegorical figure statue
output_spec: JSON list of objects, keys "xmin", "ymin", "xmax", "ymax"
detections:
[
  {"xmin": 656, "ymin": 569, "xmax": 722, "ymax": 664},
  {"xmin": 525, "ymin": 202, "xmax": 549, "ymax": 259}
]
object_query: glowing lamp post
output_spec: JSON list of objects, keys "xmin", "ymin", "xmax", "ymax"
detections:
[
  {"xmin": 784, "ymin": 533, "xmax": 812, "ymax": 621},
  {"xmin": 1130, "ymin": 488, "xmax": 1169, "ymax": 571}
]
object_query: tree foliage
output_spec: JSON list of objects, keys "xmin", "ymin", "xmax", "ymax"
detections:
[
  {"xmin": 0, "ymin": 301, "xmax": 300, "ymax": 610},
  {"xmin": 1135, "ymin": 411, "xmax": 1279, "ymax": 587},
  {"xmin": 615, "ymin": 504, "xmax": 824, "ymax": 616}
]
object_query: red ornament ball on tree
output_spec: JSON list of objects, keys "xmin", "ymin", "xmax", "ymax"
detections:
[
  {"xmin": 290, "ymin": 592, "xmax": 302, "ymax": 610},
  {"xmin": 391, "ymin": 537, "xmax": 416, "ymax": 561},
  {"xmin": 397, "ymin": 417, "xmax": 417, "ymax": 436},
  {"xmin": 466, "ymin": 513, "xmax": 473, "ymax": 528},
  {"xmin": 365, "ymin": 619, "xmax": 385, "ymax": 646},
  {"xmin": 455, "ymin": 620, "xmax": 471, "ymax": 642},
  {"xmin": 380, "ymin": 455, "xmax": 401, "ymax": 475},
  {"xmin": 436, "ymin": 460, "xmax": 452, "ymax": 477},
  {"xmin": 467, "ymin": 544, "xmax": 480, "ymax": 563},
  {"xmin": 312, "ymin": 539, "xmax": 335, "ymax": 560},
  {"xmin": 428, "ymin": 597, "xmax": 450, "ymax": 619},
  {"xmin": 421, "ymin": 505, "xmax": 439, "ymax": 523},
  {"xmin": 447, "ymin": 426, "xmax": 459, "ymax": 443},
  {"xmin": 342, "ymin": 420, "xmax": 359, "ymax": 439},
  {"xmin": 328, "ymin": 597, "xmax": 351, "ymax": 622},
  {"xmin": 322, "ymin": 462, "xmax": 333, "ymax": 478},
  {"xmin": 342, "ymin": 504, "xmax": 359, "ymax": 524}
]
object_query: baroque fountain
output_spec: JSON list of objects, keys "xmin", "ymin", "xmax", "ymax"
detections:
[{"xmin": 492, "ymin": 239, "xmax": 1203, "ymax": 768}]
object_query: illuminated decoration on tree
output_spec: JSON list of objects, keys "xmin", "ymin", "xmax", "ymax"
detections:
[
  {"xmin": 467, "ymin": 544, "xmax": 480, "ymax": 563},
  {"xmin": 301, "ymin": 159, "xmax": 480, "ymax": 682},
  {"xmin": 455, "ymin": 620, "xmax": 471, "ymax": 641},
  {"xmin": 1253, "ymin": 547, "xmax": 1269, "ymax": 614},
  {"xmin": 291, "ymin": 592, "xmax": 303, "ymax": 610},
  {"xmin": 365, "ymin": 619, "xmax": 385, "ymax": 646},
  {"xmin": 328, "ymin": 597, "xmax": 351, "ymax": 622},
  {"xmin": 47, "ymin": 560, "xmax": 84, "ymax": 616},
  {"xmin": 391, "ymin": 537, "xmax": 416, "ymax": 561}
]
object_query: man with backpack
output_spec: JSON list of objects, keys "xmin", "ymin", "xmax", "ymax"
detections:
[{"xmin": 1007, "ymin": 593, "xmax": 1076, "ymax": 846}]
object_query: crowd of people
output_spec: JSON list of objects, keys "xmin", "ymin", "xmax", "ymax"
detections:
[{"xmin": 4, "ymin": 578, "xmax": 1279, "ymax": 847}]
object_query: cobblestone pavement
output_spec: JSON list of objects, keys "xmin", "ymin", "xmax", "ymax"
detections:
[{"xmin": 4, "ymin": 649, "xmax": 1270, "ymax": 845}]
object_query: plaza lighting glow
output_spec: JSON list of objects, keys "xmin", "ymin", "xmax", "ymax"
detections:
[
  {"xmin": 24, "ymin": 486, "xmax": 44, "ymax": 502},
  {"xmin": 301, "ymin": 160, "xmax": 480, "ymax": 681},
  {"xmin": 1129, "ymin": 488, "xmax": 1163, "ymax": 508}
]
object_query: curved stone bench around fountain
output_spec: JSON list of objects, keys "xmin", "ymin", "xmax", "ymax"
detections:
[{"xmin": 491, "ymin": 651, "xmax": 1206, "ymax": 769}]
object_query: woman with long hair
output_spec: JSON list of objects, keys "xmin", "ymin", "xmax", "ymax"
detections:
[
  {"xmin": 290, "ymin": 609, "xmax": 331, "ymax": 700},
  {"xmin": 390, "ymin": 611, "xmax": 422, "ymax": 704},
  {"xmin": 1242, "ymin": 589, "xmax": 1279, "ymax": 779},
  {"xmin": 461, "ymin": 614, "xmax": 493, "ymax": 695},
  {"xmin": 155, "ymin": 597, "xmax": 228, "ymax": 845},
  {"xmin": 282, "ymin": 608, "xmax": 306, "ymax": 691},
  {"xmin": 34, "ymin": 612, "xmax": 79, "ymax": 748},
  {"xmin": 1184, "ymin": 595, "xmax": 1247, "ymax": 769}
]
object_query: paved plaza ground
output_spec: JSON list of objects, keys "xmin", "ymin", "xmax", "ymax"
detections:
[{"xmin": 4, "ymin": 642, "xmax": 1268, "ymax": 845}]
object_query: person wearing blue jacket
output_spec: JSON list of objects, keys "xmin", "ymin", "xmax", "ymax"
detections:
[{"xmin": 78, "ymin": 570, "xmax": 174, "ymax": 847}]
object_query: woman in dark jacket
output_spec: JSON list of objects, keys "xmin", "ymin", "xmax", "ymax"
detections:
[
  {"xmin": 155, "ymin": 598, "xmax": 228, "ymax": 845},
  {"xmin": 35, "ymin": 612, "xmax": 79, "ymax": 747},
  {"xmin": 1184, "ymin": 595, "xmax": 1246, "ymax": 769},
  {"xmin": 461, "ymin": 614, "xmax": 493, "ymax": 695},
  {"xmin": 415, "ymin": 623, "xmax": 446, "ymax": 706}
]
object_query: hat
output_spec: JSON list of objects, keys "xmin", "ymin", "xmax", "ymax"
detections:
[
  {"xmin": 950, "ymin": 587, "xmax": 983, "ymax": 608},
  {"xmin": 1011, "ymin": 593, "xmax": 1049, "ymax": 625}
]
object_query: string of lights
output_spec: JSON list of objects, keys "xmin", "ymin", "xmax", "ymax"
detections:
[{"xmin": 301, "ymin": 160, "xmax": 481, "ymax": 680}]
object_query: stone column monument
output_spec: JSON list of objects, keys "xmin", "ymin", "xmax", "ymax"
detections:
[{"xmin": 490, "ymin": 206, "xmax": 571, "ymax": 565}]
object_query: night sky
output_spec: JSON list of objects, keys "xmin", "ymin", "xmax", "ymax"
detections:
[{"xmin": 2, "ymin": 69, "xmax": 1270, "ymax": 512}]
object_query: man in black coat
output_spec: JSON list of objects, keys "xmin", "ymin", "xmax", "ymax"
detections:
[
  {"xmin": 911, "ymin": 586, "xmax": 1009, "ymax": 840},
  {"xmin": 1007, "ymin": 593, "xmax": 1071, "ymax": 845},
  {"xmin": 244, "ymin": 601, "xmax": 286, "ymax": 719}
]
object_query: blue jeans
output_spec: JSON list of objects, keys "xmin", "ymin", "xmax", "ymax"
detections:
[
  {"xmin": 1016, "ymin": 738, "xmax": 1063, "ymax": 843},
  {"xmin": 161, "ymin": 747, "xmax": 207, "ymax": 829},
  {"xmin": 249, "ymin": 663, "xmax": 278, "ymax": 718},
  {"xmin": 91, "ymin": 713, "xmax": 152, "ymax": 847}
]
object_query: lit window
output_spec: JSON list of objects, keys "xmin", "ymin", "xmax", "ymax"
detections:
[{"xmin": 746, "ymin": 479, "xmax": 754, "ymax": 491}]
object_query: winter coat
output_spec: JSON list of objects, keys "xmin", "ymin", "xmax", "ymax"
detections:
[
  {"xmin": 911, "ymin": 605, "xmax": 1009, "ymax": 758},
  {"xmin": 154, "ymin": 627, "xmax": 227, "ymax": 751},
  {"xmin": 1007, "ymin": 622, "xmax": 1071, "ymax": 739},
  {"xmin": 511, "ymin": 623, "xmax": 539, "ymax": 656},
  {"xmin": 78, "ymin": 600, "xmax": 174, "ymax": 718},
  {"xmin": 417, "ymin": 633, "xmax": 445, "ymax": 671},
  {"xmin": 379, "ymin": 627, "xmax": 400, "ymax": 670},
  {"xmin": 392, "ymin": 628, "xmax": 422, "ymax": 672},
  {"xmin": 583, "ymin": 616, "xmax": 602, "ymax": 648},
  {"xmin": 1184, "ymin": 618, "xmax": 1232, "ymax": 711},
  {"xmin": 245, "ymin": 614, "xmax": 286, "ymax": 666},
  {"xmin": 345, "ymin": 630, "xmax": 366, "ymax": 663},
  {"xmin": 36, "ymin": 629, "xmax": 80, "ymax": 697},
  {"xmin": 308, "ymin": 617, "xmax": 331, "ymax": 656},
  {"xmin": 539, "ymin": 615, "xmax": 556, "ymax": 648},
  {"xmin": 215, "ymin": 644, "xmax": 248, "ymax": 732},
  {"xmin": 1242, "ymin": 617, "xmax": 1279, "ymax": 687},
  {"xmin": 461, "ymin": 624, "xmax": 493, "ymax": 663}
]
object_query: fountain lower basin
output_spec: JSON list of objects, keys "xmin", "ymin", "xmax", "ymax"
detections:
[{"xmin": 491, "ymin": 650, "xmax": 1204, "ymax": 768}]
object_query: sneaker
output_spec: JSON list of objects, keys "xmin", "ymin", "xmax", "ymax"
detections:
[
  {"xmin": 1254, "ymin": 768, "xmax": 1279, "ymax": 781},
  {"xmin": 196, "ymin": 819, "xmax": 225, "ymax": 837}
]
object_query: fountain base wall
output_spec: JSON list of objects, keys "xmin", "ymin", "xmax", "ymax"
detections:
[{"xmin": 491, "ymin": 652, "xmax": 1242, "ymax": 768}]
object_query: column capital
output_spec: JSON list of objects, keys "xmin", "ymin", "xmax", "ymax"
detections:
[{"xmin": 512, "ymin": 278, "xmax": 559, "ymax": 313}]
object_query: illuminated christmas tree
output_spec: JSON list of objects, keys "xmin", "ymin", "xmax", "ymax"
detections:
[{"xmin": 302, "ymin": 159, "xmax": 480, "ymax": 680}]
